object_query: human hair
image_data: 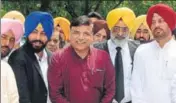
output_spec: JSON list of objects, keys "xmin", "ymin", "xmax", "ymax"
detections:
[
  {"xmin": 87, "ymin": 12, "xmax": 103, "ymax": 20},
  {"xmin": 70, "ymin": 15, "xmax": 91, "ymax": 27}
]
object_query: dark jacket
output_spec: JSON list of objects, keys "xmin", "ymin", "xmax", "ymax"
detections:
[{"xmin": 8, "ymin": 43, "xmax": 52, "ymax": 103}]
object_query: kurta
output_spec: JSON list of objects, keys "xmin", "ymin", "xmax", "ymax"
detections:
[
  {"xmin": 1, "ymin": 60, "xmax": 19, "ymax": 103},
  {"xmin": 131, "ymin": 39, "xmax": 176, "ymax": 103},
  {"xmin": 48, "ymin": 45, "xmax": 115, "ymax": 103}
]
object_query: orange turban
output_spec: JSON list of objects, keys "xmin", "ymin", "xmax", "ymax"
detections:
[
  {"xmin": 54, "ymin": 17, "xmax": 70, "ymax": 41},
  {"xmin": 131, "ymin": 15, "xmax": 152, "ymax": 39},
  {"xmin": 106, "ymin": 7, "xmax": 136, "ymax": 31},
  {"xmin": 3, "ymin": 10, "xmax": 25, "ymax": 24}
]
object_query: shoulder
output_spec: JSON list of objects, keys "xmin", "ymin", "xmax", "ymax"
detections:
[
  {"xmin": 93, "ymin": 40, "xmax": 108, "ymax": 50},
  {"xmin": 1, "ymin": 61, "xmax": 12, "ymax": 73},
  {"xmin": 135, "ymin": 41, "xmax": 154, "ymax": 56},
  {"xmin": 128, "ymin": 39, "xmax": 140, "ymax": 47},
  {"xmin": 51, "ymin": 45, "xmax": 71, "ymax": 60},
  {"xmin": 91, "ymin": 47, "xmax": 110, "ymax": 59}
]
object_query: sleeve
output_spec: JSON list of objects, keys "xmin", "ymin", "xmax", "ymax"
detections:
[
  {"xmin": 171, "ymin": 74, "xmax": 176, "ymax": 103},
  {"xmin": 8, "ymin": 51, "xmax": 31, "ymax": 103},
  {"xmin": 130, "ymin": 49, "xmax": 147, "ymax": 103},
  {"xmin": 48, "ymin": 53, "xmax": 70, "ymax": 103},
  {"xmin": 101, "ymin": 53, "xmax": 115, "ymax": 103},
  {"xmin": 6, "ymin": 63, "xmax": 19, "ymax": 103}
]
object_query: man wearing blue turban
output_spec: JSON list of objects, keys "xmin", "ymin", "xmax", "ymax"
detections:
[{"xmin": 8, "ymin": 11, "xmax": 53, "ymax": 103}]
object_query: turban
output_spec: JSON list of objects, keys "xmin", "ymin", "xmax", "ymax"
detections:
[
  {"xmin": 24, "ymin": 11, "xmax": 54, "ymax": 40},
  {"xmin": 147, "ymin": 3, "xmax": 176, "ymax": 31},
  {"xmin": 106, "ymin": 7, "xmax": 136, "ymax": 31},
  {"xmin": 1, "ymin": 18, "xmax": 24, "ymax": 44},
  {"xmin": 131, "ymin": 15, "xmax": 152, "ymax": 39},
  {"xmin": 3, "ymin": 10, "xmax": 25, "ymax": 24},
  {"xmin": 54, "ymin": 17, "xmax": 70, "ymax": 41},
  {"xmin": 93, "ymin": 20, "xmax": 110, "ymax": 39}
]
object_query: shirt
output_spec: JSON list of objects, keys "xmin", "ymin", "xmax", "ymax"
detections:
[
  {"xmin": 108, "ymin": 39, "xmax": 132, "ymax": 103},
  {"xmin": 48, "ymin": 45, "xmax": 115, "ymax": 103},
  {"xmin": 131, "ymin": 39, "xmax": 176, "ymax": 103},
  {"xmin": 35, "ymin": 50, "xmax": 51, "ymax": 103},
  {"xmin": 1, "ymin": 60, "xmax": 19, "ymax": 103},
  {"xmin": 171, "ymin": 74, "xmax": 176, "ymax": 103}
]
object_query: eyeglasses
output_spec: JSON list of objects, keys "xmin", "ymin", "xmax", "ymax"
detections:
[{"xmin": 112, "ymin": 26, "xmax": 129, "ymax": 33}]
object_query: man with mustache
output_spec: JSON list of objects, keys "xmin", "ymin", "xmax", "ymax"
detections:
[
  {"xmin": 8, "ymin": 11, "xmax": 53, "ymax": 103},
  {"xmin": 1, "ymin": 18, "xmax": 24, "ymax": 103},
  {"xmin": 48, "ymin": 15, "xmax": 115, "ymax": 103},
  {"xmin": 1, "ymin": 18, "xmax": 24, "ymax": 61},
  {"xmin": 131, "ymin": 15, "xmax": 153, "ymax": 43},
  {"xmin": 131, "ymin": 4, "xmax": 176, "ymax": 103},
  {"xmin": 94, "ymin": 7, "xmax": 140, "ymax": 103}
]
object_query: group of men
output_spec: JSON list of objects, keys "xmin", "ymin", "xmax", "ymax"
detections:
[{"xmin": 2, "ymin": 3, "xmax": 176, "ymax": 103}]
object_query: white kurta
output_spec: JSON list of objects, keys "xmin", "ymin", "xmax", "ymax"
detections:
[
  {"xmin": 171, "ymin": 74, "xmax": 176, "ymax": 103},
  {"xmin": 131, "ymin": 39, "xmax": 176, "ymax": 103},
  {"xmin": 1, "ymin": 60, "xmax": 19, "ymax": 103}
]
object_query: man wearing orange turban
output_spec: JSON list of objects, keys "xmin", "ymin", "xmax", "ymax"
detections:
[
  {"xmin": 131, "ymin": 15, "xmax": 153, "ymax": 43},
  {"xmin": 46, "ymin": 17, "xmax": 70, "ymax": 52},
  {"xmin": 54, "ymin": 17, "xmax": 70, "ymax": 41},
  {"xmin": 131, "ymin": 3, "xmax": 176, "ymax": 103},
  {"xmin": 94, "ymin": 7, "xmax": 140, "ymax": 103}
]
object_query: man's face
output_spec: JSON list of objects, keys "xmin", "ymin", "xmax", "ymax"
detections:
[
  {"xmin": 1, "ymin": 30, "xmax": 15, "ymax": 58},
  {"xmin": 93, "ymin": 28, "xmax": 107, "ymax": 42},
  {"xmin": 151, "ymin": 13, "xmax": 171, "ymax": 41},
  {"xmin": 55, "ymin": 26, "xmax": 65, "ymax": 40},
  {"xmin": 28, "ymin": 27, "xmax": 48, "ymax": 53},
  {"xmin": 111, "ymin": 19, "xmax": 129, "ymax": 40},
  {"xmin": 135, "ymin": 24, "xmax": 150, "ymax": 42},
  {"xmin": 70, "ymin": 25, "xmax": 93, "ymax": 52},
  {"xmin": 46, "ymin": 30, "xmax": 60, "ymax": 52}
]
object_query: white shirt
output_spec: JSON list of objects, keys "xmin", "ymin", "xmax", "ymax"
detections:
[
  {"xmin": 108, "ymin": 39, "xmax": 132, "ymax": 103},
  {"xmin": 171, "ymin": 74, "xmax": 176, "ymax": 103},
  {"xmin": 131, "ymin": 39, "xmax": 176, "ymax": 103},
  {"xmin": 1, "ymin": 60, "xmax": 19, "ymax": 103},
  {"xmin": 35, "ymin": 50, "xmax": 51, "ymax": 103}
]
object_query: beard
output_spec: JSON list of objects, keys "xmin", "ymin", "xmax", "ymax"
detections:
[
  {"xmin": 152, "ymin": 28, "xmax": 167, "ymax": 40},
  {"xmin": 110, "ymin": 33, "xmax": 128, "ymax": 45},
  {"xmin": 135, "ymin": 37, "xmax": 147, "ymax": 42},
  {"xmin": 1, "ymin": 46, "xmax": 11, "ymax": 59},
  {"xmin": 26, "ymin": 39, "xmax": 47, "ymax": 53}
]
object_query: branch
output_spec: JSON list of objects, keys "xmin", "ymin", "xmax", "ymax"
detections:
[
  {"xmin": 84, "ymin": 0, "xmax": 89, "ymax": 15},
  {"xmin": 40, "ymin": 0, "xmax": 51, "ymax": 11},
  {"xmin": 94, "ymin": 0, "xmax": 102, "ymax": 11},
  {"xmin": 112, "ymin": 0, "xmax": 124, "ymax": 9},
  {"xmin": 64, "ymin": 0, "xmax": 78, "ymax": 18}
]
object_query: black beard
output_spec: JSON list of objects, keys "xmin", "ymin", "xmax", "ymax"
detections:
[
  {"xmin": 26, "ymin": 39, "xmax": 47, "ymax": 53},
  {"xmin": 1, "ymin": 46, "xmax": 11, "ymax": 59}
]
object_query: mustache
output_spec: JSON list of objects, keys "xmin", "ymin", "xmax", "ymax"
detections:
[
  {"xmin": 30, "ymin": 40, "xmax": 44, "ymax": 45},
  {"xmin": 154, "ymin": 27, "xmax": 162, "ymax": 31},
  {"xmin": 2, "ymin": 46, "xmax": 10, "ymax": 50}
]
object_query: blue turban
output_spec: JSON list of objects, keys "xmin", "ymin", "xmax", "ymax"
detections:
[{"xmin": 24, "ymin": 11, "xmax": 54, "ymax": 39}]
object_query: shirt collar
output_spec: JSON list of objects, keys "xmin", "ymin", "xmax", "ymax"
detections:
[
  {"xmin": 153, "ymin": 38, "xmax": 175, "ymax": 50},
  {"xmin": 70, "ymin": 45, "xmax": 92, "ymax": 61},
  {"xmin": 109, "ymin": 38, "xmax": 128, "ymax": 50},
  {"xmin": 35, "ymin": 49, "xmax": 48, "ymax": 62}
]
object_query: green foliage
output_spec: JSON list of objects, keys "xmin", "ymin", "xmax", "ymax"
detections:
[{"xmin": 2, "ymin": 1, "xmax": 176, "ymax": 20}]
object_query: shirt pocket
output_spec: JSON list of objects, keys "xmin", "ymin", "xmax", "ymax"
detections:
[
  {"xmin": 90, "ymin": 68, "xmax": 105, "ymax": 88},
  {"xmin": 164, "ymin": 60, "xmax": 176, "ymax": 80}
]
